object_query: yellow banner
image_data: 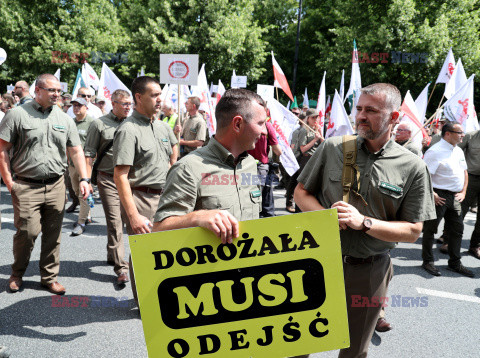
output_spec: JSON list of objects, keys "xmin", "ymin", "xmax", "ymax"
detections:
[{"xmin": 130, "ymin": 209, "xmax": 349, "ymax": 358}]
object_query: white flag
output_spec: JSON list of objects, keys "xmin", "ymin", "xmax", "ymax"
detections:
[
  {"xmin": 302, "ymin": 87, "xmax": 309, "ymax": 108},
  {"xmin": 436, "ymin": 48, "xmax": 455, "ymax": 84},
  {"xmin": 316, "ymin": 71, "xmax": 326, "ymax": 135},
  {"xmin": 216, "ymin": 79, "xmax": 226, "ymax": 103},
  {"xmin": 53, "ymin": 68, "xmax": 61, "ymax": 81},
  {"xmin": 399, "ymin": 90, "xmax": 428, "ymax": 150},
  {"xmin": 29, "ymin": 80, "xmax": 36, "ymax": 98},
  {"xmin": 444, "ymin": 58, "xmax": 467, "ymax": 100},
  {"xmin": 82, "ymin": 62, "xmax": 100, "ymax": 91},
  {"xmin": 98, "ymin": 62, "xmax": 131, "ymax": 113},
  {"xmin": 444, "ymin": 75, "xmax": 479, "ymax": 133},
  {"xmin": 339, "ymin": 69, "xmax": 345, "ymax": 102},
  {"xmin": 326, "ymin": 90, "xmax": 354, "ymax": 138},
  {"xmin": 191, "ymin": 64, "xmax": 216, "ymax": 136},
  {"xmin": 345, "ymin": 39, "xmax": 362, "ymax": 117},
  {"xmin": 267, "ymin": 98, "xmax": 300, "ymax": 176},
  {"xmin": 414, "ymin": 83, "xmax": 430, "ymax": 122}
]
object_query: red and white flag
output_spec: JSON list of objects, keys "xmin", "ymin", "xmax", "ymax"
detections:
[
  {"xmin": 399, "ymin": 90, "xmax": 428, "ymax": 150},
  {"xmin": 191, "ymin": 64, "xmax": 216, "ymax": 136},
  {"xmin": 444, "ymin": 58, "xmax": 467, "ymax": 100},
  {"xmin": 272, "ymin": 51, "xmax": 294, "ymax": 101},
  {"xmin": 444, "ymin": 75, "xmax": 479, "ymax": 133},
  {"xmin": 436, "ymin": 48, "xmax": 455, "ymax": 84},
  {"xmin": 325, "ymin": 90, "xmax": 354, "ymax": 138},
  {"xmin": 216, "ymin": 79, "xmax": 226, "ymax": 104},
  {"xmin": 316, "ymin": 71, "xmax": 326, "ymax": 135},
  {"xmin": 98, "ymin": 62, "xmax": 131, "ymax": 113}
]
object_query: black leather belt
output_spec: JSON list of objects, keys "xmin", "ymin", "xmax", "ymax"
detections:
[
  {"xmin": 133, "ymin": 186, "xmax": 163, "ymax": 195},
  {"xmin": 343, "ymin": 252, "xmax": 388, "ymax": 265},
  {"xmin": 17, "ymin": 175, "xmax": 62, "ymax": 185}
]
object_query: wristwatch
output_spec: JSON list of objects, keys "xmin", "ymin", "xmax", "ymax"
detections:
[
  {"xmin": 80, "ymin": 178, "xmax": 91, "ymax": 184},
  {"xmin": 361, "ymin": 216, "xmax": 372, "ymax": 232}
]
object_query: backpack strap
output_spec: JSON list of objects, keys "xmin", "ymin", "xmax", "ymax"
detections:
[{"xmin": 342, "ymin": 135, "xmax": 360, "ymax": 203}]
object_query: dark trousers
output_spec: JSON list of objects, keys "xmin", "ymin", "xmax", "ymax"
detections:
[
  {"xmin": 462, "ymin": 174, "xmax": 480, "ymax": 248},
  {"xmin": 340, "ymin": 254, "xmax": 393, "ymax": 358},
  {"xmin": 422, "ymin": 189, "xmax": 463, "ymax": 267},
  {"xmin": 294, "ymin": 155, "xmax": 311, "ymax": 213},
  {"xmin": 258, "ymin": 163, "xmax": 275, "ymax": 217}
]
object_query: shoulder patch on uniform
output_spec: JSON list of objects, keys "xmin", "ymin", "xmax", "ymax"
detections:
[
  {"xmin": 190, "ymin": 128, "xmax": 198, "ymax": 133},
  {"xmin": 379, "ymin": 181, "xmax": 402, "ymax": 194},
  {"xmin": 53, "ymin": 125, "xmax": 66, "ymax": 130},
  {"xmin": 250, "ymin": 189, "xmax": 261, "ymax": 198}
]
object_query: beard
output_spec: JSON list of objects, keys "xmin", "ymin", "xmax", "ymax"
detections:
[{"xmin": 356, "ymin": 115, "xmax": 391, "ymax": 140}]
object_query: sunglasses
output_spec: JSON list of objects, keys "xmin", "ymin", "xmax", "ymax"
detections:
[{"xmin": 79, "ymin": 94, "xmax": 92, "ymax": 99}]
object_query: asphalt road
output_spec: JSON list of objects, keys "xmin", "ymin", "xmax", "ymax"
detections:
[{"xmin": 1, "ymin": 185, "xmax": 479, "ymax": 358}]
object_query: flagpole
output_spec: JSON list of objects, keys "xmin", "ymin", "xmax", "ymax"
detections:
[
  {"xmin": 176, "ymin": 84, "xmax": 182, "ymax": 142},
  {"xmin": 276, "ymin": 86, "xmax": 279, "ymax": 102},
  {"xmin": 426, "ymin": 82, "xmax": 437, "ymax": 107}
]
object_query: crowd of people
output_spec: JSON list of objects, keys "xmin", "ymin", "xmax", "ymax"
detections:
[{"xmin": 1, "ymin": 74, "xmax": 479, "ymax": 358}]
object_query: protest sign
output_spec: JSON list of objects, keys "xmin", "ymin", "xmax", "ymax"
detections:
[
  {"xmin": 130, "ymin": 210, "xmax": 349, "ymax": 358},
  {"xmin": 160, "ymin": 54, "xmax": 199, "ymax": 86}
]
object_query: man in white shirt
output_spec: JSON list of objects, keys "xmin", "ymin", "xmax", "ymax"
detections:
[
  {"xmin": 67, "ymin": 87, "xmax": 103, "ymax": 119},
  {"xmin": 422, "ymin": 121, "xmax": 473, "ymax": 277}
]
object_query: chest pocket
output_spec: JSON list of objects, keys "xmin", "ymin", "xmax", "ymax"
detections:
[
  {"xmin": 201, "ymin": 193, "xmax": 235, "ymax": 211},
  {"xmin": 248, "ymin": 189, "xmax": 261, "ymax": 219},
  {"xmin": 376, "ymin": 180, "xmax": 404, "ymax": 199},
  {"xmin": 160, "ymin": 138, "xmax": 172, "ymax": 156},
  {"xmin": 51, "ymin": 125, "xmax": 67, "ymax": 147}
]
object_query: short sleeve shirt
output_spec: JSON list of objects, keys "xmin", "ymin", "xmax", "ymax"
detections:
[
  {"xmin": 290, "ymin": 127, "xmax": 302, "ymax": 157},
  {"xmin": 298, "ymin": 127, "xmax": 319, "ymax": 156},
  {"xmin": 84, "ymin": 111, "xmax": 124, "ymax": 175},
  {"xmin": 0, "ymin": 100, "xmax": 81, "ymax": 179},
  {"xmin": 181, "ymin": 112, "xmax": 207, "ymax": 154},
  {"xmin": 113, "ymin": 110, "xmax": 178, "ymax": 189},
  {"xmin": 458, "ymin": 130, "xmax": 480, "ymax": 175},
  {"xmin": 423, "ymin": 138, "xmax": 467, "ymax": 192},
  {"xmin": 298, "ymin": 136, "xmax": 436, "ymax": 258},
  {"xmin": 154, "ymin": 137, "xmax": 261, "ymax": 223}
]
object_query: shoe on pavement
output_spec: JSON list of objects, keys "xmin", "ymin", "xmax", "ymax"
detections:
[
  {"xmin": 71, "ymin": 224, "xmax": 85, "ymax": 236},
  {"xmin": 375, "ymin": 318, "xmax": 392, "ymax": 332},
  {"xmin": 8, "ymin": 275, "xmax": 22, "ymax": 292},
  {"xmin": 117, "ymin": 272, "xmax": 129, "ymax": 285},
  {"xmin": 468, "ymin": 247, "xmax": 480, "ymax": 260},
  {"xmin": 286, "ymin": 205, "xmax": 295, "ymax": 213},
  {"xmin": 447, "ymin": 264, "xmax": 475, "ymax": 278},
  {"xmin": 42, "ymin": 281, "xmax": 66, "ymax": 295},
  {"xmin": 439, "ymin": 243, "xmax": 448, "ymax": 254},
  {"xmin": 65, "ymin": 202, "xmax": 78, "ymax": 213},
  {"xmin": 436, "ymin": 236, "xmax": 444, "ymax": 244},
  {"xmin": 422, "ymin": 262, "xmax": 441, "ymax": 276},
  {"xmin": 85, "ymin": 216, "xmax": 93, "ymax": 225}
]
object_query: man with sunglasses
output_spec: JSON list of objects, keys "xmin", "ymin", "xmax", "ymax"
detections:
[
  {"xmin": 84, "ymin": 89, "xmax": 133, "ymax": 285},
  {"xmin": 0, "ymin": 73, "xmax": 90, "ymax": 295},
  {"xmin": 422, "ymin": 121, "xmax": 474, "ymax": 277},
  {"xmin": 13, "ymin": 81, "xmax": 32, "ymax": 106},
  {"xmin": 67, "ymin": 87, "xmax": 103, "ymax": 119}
]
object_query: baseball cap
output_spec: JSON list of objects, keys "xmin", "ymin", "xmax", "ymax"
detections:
[{"xmin": 71, "ymin": 97, "xmax": 88, "ymax": 106}]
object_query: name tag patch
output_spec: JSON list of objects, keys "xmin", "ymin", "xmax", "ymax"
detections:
[
  {"xmin": 250, "ymin": 189, "xmax": 261, "ymax": 198},
  {"xmin": 161, "ymin": 138, "xmax": 169, "ymax": 142},
  {"xmin": 190, "ymin": 128, "xmax": 197, "ymax": 133},
  {"xmin": 379, "ymin": 181, "xmax": 402, "ymax": 194},
  {"xmin": 53, "ymin": 125, "xmax": 66, "ymax": 130}
]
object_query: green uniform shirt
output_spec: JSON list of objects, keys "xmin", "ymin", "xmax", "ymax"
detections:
[
  {"xmin": 84, "ymin": 111, "xmax": 124, "ymax": 175},
  {"xmin": 290, "ymin": 127, "xmax": 302, "ymax": 158},
  {"xmin": 397, "ymin": 140, "xmax": 422, "ymax": 157},
  {"xmin": 458, "ymin": 129, "xmax": 480, "ymax": 175},
  {"xmin": 113, "ymin": 110, "xmax": 178, "ymax": 189},
  {"xmin": 181, "ymin": 112, "xmax": 207, "ymax": 154},
  {"xmin": 298, "ymin": 135, "xmax": 436, "ymax": 258},
  {"xmin": 18, "ymin": 95, "xmax": 33, "ymax": 106},
  {"xmin": 154, "ymin": 137, "xmax": 261, "ymax": 223},
  {"xmin": 0, "ymin": 100, "xmax": 81, "ymax": 179},
  {"xmin": 163, "ymin": 113, "xmax": 178, "ymax": 130},
  {"xmin": 298, "ymin": 127, "xmax": 320, "ymax": 156},
  {"xmin": 74, "ymin": 115, "xmax": 94, "ymax": 147}
]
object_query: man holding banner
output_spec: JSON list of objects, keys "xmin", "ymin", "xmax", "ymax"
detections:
[
  {"xmin": 295, "ymin": 83, "xmax": 436, "ymax": 357},
  {"xmin": 153, "ymin": 88, "xmax": 266, "ymax": 242}
]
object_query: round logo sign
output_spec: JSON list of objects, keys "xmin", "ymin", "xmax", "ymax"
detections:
[{"xmin": 168, "ymin": 61, "xmax": 189, "ymax": 79}]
